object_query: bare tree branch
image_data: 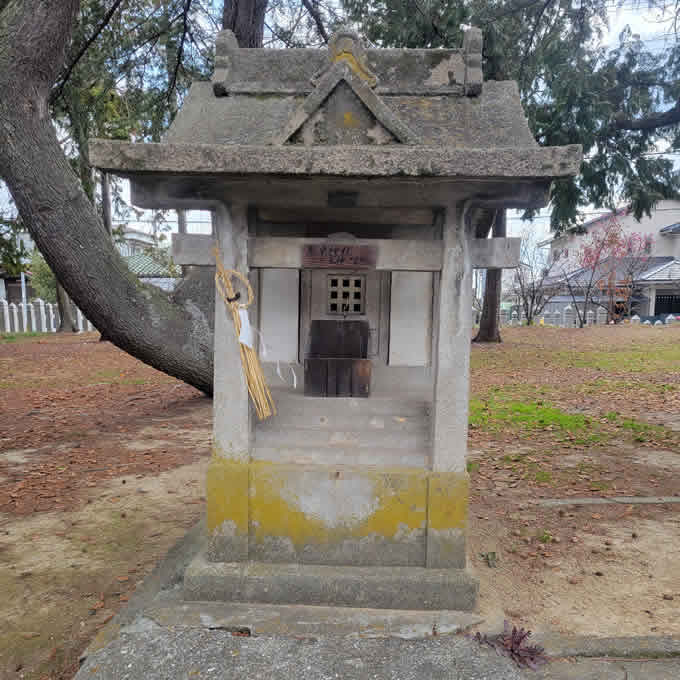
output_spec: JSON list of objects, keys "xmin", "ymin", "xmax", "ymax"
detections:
[
  {"xmin": 301, "ymin": 0, "xmax": 329, "ymax": 43},
  {"xmin": 167, "ymin": 0, "xmax": 193, "ymax": 102}
]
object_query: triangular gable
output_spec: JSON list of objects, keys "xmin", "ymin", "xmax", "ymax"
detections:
[{"xmin": 273, "ymin": 61, "xmax": 420, "ymax": 146}]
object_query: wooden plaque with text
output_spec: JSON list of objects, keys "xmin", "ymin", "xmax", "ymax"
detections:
[{"xmin": 301, "ymin": 243, "xmax": 377, "ymax": 269}]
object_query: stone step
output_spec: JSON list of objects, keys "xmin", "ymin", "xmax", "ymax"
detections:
[
  {"xmin": 144, "ymin": 594, "xmax": 483, "ymax": 639},
  {"xmin": 258, "ymin": 411, "xmax": 428, "ymax": 432},
  {"xmin": 254, "ymin": 427, "xmax": 429, "ymax": 451},
  {"xmin": 268, "ymin": 392, "xmax": 431, "ymax": 419},
  {"xmin": 252, "ymin": 445, "xmax": 429, "ymax": 468},
  {"xmin": 184, "ymin": 555, "xmax": 479, "ymax": 611}
]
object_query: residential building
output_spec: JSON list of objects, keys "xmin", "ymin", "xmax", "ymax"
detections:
[{"xmin": 540, "ymin": 200, "xmax": 680, "ymax": 318}]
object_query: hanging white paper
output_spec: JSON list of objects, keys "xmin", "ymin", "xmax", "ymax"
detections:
[{"xmin": 238, "ymin": 309, "xmax": 254, "ymax": 349}]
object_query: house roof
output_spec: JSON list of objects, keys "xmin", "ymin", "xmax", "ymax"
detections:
[
  {"xmin": 545, "ymin": 256, "xmax": 676, "ymax": 287},
  {"xmin": 124, "ymin": 253, "xmax": 179, "ymax": 279},
  {"xmin": 660, "ymin": 222, "xmax": 680, "ymax": 235},
  {"xmin": 637, "ymin": 258, "xmax": 680, "ymax": 282},
  {"xmin": 89, "ymin": 28, "xmax": 580, "ymax": 188}
]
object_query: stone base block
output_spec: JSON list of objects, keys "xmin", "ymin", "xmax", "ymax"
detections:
[
  {"xmin": 184, "ymin": 552, "xmax": 479, "ymax": 611},
  {"xmin": 205, "ymin": 455, "xmax": 471, "ymax": 568}
]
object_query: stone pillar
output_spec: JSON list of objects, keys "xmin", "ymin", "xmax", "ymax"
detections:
[
  {"xmin": 36, "ymin": 299, "xmax": 47, "ymax": 332},
  {"xmin": 207, "ymin": 201, "xmax": 251, "ymax": 562},
  {"xmin": 46, "ymin": 303, "xmax": 55, "ymax": 332},
  {"xmin": 596, "ymin": 307, "xmax": 607, "ymax": 326},
  {"xmin": 563, "ymin": 305, "xmax": 573, "ymax": 328},
  {"xmin": 429, "ymin": 203, "xmax": 472, "ymax": 569},
  {"xmin": 586, "ymin": 309, "xmax": 594, "ymax": 326},
  {"xmin": 1, "ymin": 299, "xmax": 9, "ymax": 333},
  {"xmin": 648, "ymin": 286, "xmax": 656, "ymax": 316},
  {"xmin": 10, "ymin": 303, "xmax": 19, "ymax": 332}
]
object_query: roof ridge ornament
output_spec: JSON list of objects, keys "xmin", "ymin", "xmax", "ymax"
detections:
[
  {"xmin": 462, "ymin": 26, "xmax": 483, "ymax": 96},
  {"xmin": 323, "ymin": 28, "xmax": 378, "ymax": 89}
]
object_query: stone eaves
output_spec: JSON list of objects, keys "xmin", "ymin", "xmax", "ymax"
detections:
[{"xmin": 90, "ymin": 140, "xmax": 582, "ymax": 180}]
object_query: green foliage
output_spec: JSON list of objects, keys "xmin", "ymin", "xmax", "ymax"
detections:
[
  {"xmin": 0, "ymin": 217, "xmax": 28, "ymax": 277},
  {"xmin": 343, "ymin": 0, "xmax": 680, "ymax": 230},
  {"xmin": 29, "ymin": 250, "xmax": 57, "ymax": 303}
]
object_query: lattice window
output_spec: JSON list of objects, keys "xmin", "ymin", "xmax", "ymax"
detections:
[{"xmin": 327, "ymin": 275, "xmax": 365, "ymax": 315}]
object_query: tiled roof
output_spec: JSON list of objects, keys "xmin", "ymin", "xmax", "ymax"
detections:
[
  {"xmin": 544, "ymin": 256, "xmax": 676, "ymax": 287},
  {"xmin": 638, "ymin": 258, "xmax": 680, "ymax": 282},
  {"xmin": 124, "ymin": 253, "xmax": 179, "ymax": 278}
]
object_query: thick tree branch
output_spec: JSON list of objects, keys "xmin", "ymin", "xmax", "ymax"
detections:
[
  {"xmin": 613, "ymin": 100, "xmax": 680, "ymax": 131},
  {"xmin": 50, "ymin": 0, "xmax": 126, "ymax": 105},
  {"xmin": 301, "ymin": 0, "xmax": 328, "ymax": 44},
  {"xmin": 223, "ymin": 0, "xmax": 268, "ymax": 47},
  {"xmin": 0, "ymin": 0, "xmax": 214, "ymax": 393},
  {"xmin": 0, "ymin": 0, "xmax": 79, "ymax": 95}
]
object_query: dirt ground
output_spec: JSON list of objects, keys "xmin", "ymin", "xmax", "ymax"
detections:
[{"xmin": 1, "ymin": 326, "xmax": 679, "ymax": 678}]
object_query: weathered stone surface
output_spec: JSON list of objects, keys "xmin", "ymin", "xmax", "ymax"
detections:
[
  {"xmin": 91, "ymin": 139, "xmax": 581, "ymax": 179},
  {"xmin": 183, "ymin": 553, "xmax": 479, "ymax": 610},
  {"xmin": 77, "ymin": 628, "xmax": 529, "ymax": 680}
]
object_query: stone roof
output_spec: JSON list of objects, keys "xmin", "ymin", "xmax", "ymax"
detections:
[{"xmin": 90, "ymin": 28, "xmax": 580, "ymax": 184}]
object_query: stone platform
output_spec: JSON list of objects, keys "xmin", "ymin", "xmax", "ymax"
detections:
[{"xmin": 183, "ymin": 552, "xmax": 478, "ymax": 611}]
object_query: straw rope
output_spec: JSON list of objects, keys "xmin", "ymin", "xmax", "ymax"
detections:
[{"xmin": 213, "ymin": 247, "xmax": 276, "ymax": 420}]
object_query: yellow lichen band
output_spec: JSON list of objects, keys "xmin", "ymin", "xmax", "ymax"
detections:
[
  {"xmin": 206, "ymin": 455, "xmax": 249, "ymax": 534},
  {"xmin": 427, "ymin": 472, "xmax": 470, "ymax": 531},
  {"xmin": 332, "ymin": 52, "xmax": 377, "ymax": 87},
  {"xmin": 249, "ymin": 461, "xmax": 427, "ymax": 546},
  {"xmin": 206, "ymin": 455, "xmax": 469, "ymax": 547}
]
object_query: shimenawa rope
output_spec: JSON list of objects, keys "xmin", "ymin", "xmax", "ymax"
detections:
[{"xmin": 214, "ymin": 247, "xmax": 276, "ymax": 420}]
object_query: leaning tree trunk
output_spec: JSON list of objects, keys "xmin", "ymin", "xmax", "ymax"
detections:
[
  {"xmin": 223, "ymin": 0, "xmax": 269, "ymax": 47},
  {"xmin": 56, "ymin": 281, "xmax": 77, "ymax": 332},
  {"xmin": 473, "ymin": 210, "xmax": 506, "ymax": 343},
  {"xmin": 0, "ymin": 0, "xmax": 214, "ymax": 394}
]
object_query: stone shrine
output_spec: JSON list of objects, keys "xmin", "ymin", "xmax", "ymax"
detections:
[{"xmin": 92, "ymin": 28, "xmax": 580, "ymax": 609}]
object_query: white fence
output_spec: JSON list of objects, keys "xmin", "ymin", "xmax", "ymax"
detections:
[
  {"xmin": 500, "ymin": 305, "xmax": 678, "ymax": 328},
  {"xmin": 0, "ymin": 298, "xmax": 94, "ymax": 334}
]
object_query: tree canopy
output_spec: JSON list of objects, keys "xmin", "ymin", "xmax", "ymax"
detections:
[{"xmin": 343, "ymin": 0, "xmax": 680, "ymax": 230}]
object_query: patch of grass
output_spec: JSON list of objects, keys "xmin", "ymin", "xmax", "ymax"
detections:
[
  {"xmin": 470, "ymin": 398, "xmax": 604, "ymax": 444},
  {"xmin": 93, "ymin": 369, "xmax": 149, "ymax": 386},
  {"xmin": 556, "ymin": 344, "xmax": 680, "ymax": 373},
  {"xmin": 0, "ymin": 331, "xmax": 47, "ymax": 343},
  {"xmin": 467, "ymin": 461, "xmax": 480, "ymax": 474},
  {"xmin": 589, "ymin": 480, "xmax": 610, "ymax": 491},
  {"xmin": 537, "ymin": 529, "xmax": 553, "ymax": 544},
  {"xmin": 534, "ymin": 469, "xmax": 552, "ymax": 484}
]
